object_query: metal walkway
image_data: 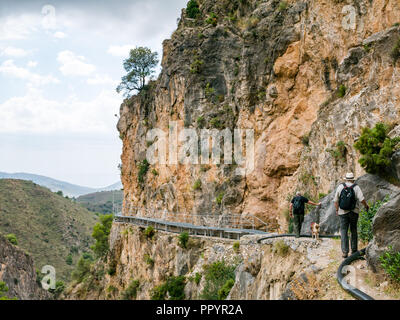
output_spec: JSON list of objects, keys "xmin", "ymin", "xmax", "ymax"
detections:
[{"xmin": 114, "ymin": 214, "xmax": 269, "ymax": 240}]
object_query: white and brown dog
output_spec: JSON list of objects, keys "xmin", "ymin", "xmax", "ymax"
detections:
[{"xmin": 310, "ymin": 222, "xmax": 320, "ymax": 240}]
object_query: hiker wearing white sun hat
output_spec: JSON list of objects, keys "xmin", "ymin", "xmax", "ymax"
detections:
[{"xmin": 334, "ymin": 172, "xmax": 370, "ymax": 258}]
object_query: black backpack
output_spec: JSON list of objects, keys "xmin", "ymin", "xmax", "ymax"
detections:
[
  {"xmin": 292, "ymin": 197, "xmax": 303, "ymax": 214},
  {"xmin": 339, "ymin": 183, "xmax": 357, "ymax": 210}
]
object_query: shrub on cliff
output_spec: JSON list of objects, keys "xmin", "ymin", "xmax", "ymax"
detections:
[
  {"xmin": 200, "ymin": 260, "xmax": 236, "ymax": 300},
  {"xmin": 178, "ymin": 232, "xmax": 189, "ymax": 249},
  {"xmin": 91, "ymin": 214, "xmax": 113, "ymax": 257},
  {"xmin": 186, "ymin": 0, "xmax": 201, "ymax": 19},
  {"xmin": 205, "ymin": 12, "xmax": 218, "ymax": 26},
  {"xmin": 144, "ymin": 226, "xmax": 155, "ymax": 240},
  {"xmin": 358, "ymin": 196, "xmax": 389, "ymax": 243},
  {"xmin": 49, "ymin": 281, "xmax": 65, "ymax": 298},
  {"xmin": 0, "ymin": 281, "xmax": 8, "ymax": 299},
  {"xmin": 151, "ymin": 276, "xmax": 186, "ymax": 300},
  {"xmin": 0, "ymin": 281, "xmax": 17, "ymax": 300},
  {"xmin": 354, "ymin": 122, "xmax": 400, "ymax": 176},
  {"xmin": 121, "ymin": 280, "xmax": 140, "ymax": 300},
  {"xmin": 6, "ymin": 233, "xmax": 18, "ymax": 246},
  {"xmin": 116, "ymin": 47, "xmax": 159, "ymax": 97},
  {"xmin": 71, "ymin": 253, "xmax": 94, "ymax": 283},
  {"xmin": 390, "ymin": 38, "xmax": 400, "ymax": 63},
  {"xmin": 192, "ymin": 179, "xmax": 202, "ymax": 191},
  {"xmin": 138, "ymin": 159, "xmax": 150, "ymax": 184},
  {"xmin": 218, "ymin": 279, "xmax": 235, "ymax": 300},
  {"xmin": 380, "ymin": 246, "xmax": 400, "ymax": 283}
]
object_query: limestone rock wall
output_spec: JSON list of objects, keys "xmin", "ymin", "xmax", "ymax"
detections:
[
  {"xmin": 65, "ymin": 223, "xmax": 346, "ymax": 300},
  {"xmin": 0, "ymin": 234, "xmax": 49, "ymax": 300},
  {"xmin": 117, "ymin": 0, "xmax": 400, "ymax": 231}
]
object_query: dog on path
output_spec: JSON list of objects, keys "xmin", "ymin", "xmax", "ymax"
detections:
[{"xmin": 311, "ymin": 222, "xmax": 320, "ymax": 240}]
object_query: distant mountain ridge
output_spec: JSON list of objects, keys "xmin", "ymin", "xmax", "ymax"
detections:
[{"xmin": 0, "ymin": 172, "xmax": 122, "ymax": 197}]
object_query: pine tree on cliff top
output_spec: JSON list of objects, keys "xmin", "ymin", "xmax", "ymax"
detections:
[{"xmin": 116, "ymin": 47, "xmax": 159, "ymax": 97}]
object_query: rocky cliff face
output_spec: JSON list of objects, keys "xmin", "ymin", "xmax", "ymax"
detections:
[
  {"xmin": 0, "ymin": 234, "xmax": 49, "ymax": 300},
  {"xmin": 65, "ymin": 223, "xmax": 348, "ymax": 300},
  {"xmin": 117, "ymin": 0, "xmax": 400, "ymax": 230}
]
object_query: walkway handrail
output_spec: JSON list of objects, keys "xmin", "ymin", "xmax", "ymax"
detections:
[{"xmin": 120, "ymin": 205, "xmax": 268, "ymax": 231}]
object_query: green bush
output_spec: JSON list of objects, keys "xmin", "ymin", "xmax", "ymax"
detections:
[
  {"xmin": 193, "ymin": 179, "xmax": 202, "ymax": 191},
  {"xmin": 49, "ymin": 281, "xmax": 65, "ymax": 298},
  {"xmin": 138, "ymin": 159, "xmax": 150, "ymax": 184},
  {"xmin": 233, "ymin": 241, "xmax": 240, "ymax": 253},
  {"xmin": 210, "ymin": 117, "xmax": 222, "ymax": 129},
  {"xmin": 91, "ymin": 214, "xmax": 113, "ymax": 257},
  {"xmin": 151, "ymin": 276, "xmax": 186, "ymax": 300},
  {"xmin": 66, "ymin": 254, "xmax": 73, "ymax": 265},
  {"xmin": 380, "ymin": 246, "xmax": 400, "ymax": 283},
  {"xmin": 278, "ymin": 1, "xmax": 288, "ymax": 11},
  {"xmin": 0, "ymin": 281, "xmax": 8, "ymax": 298},
  {"xmin": 390, "ymin": 38, "xmax": 400, "ymax": 62},
  {"xmin": 186, "ymin": 0, "xmax": 201, "ymax": 19},
  {"xmin": 301, "ymin": 134, "xmax": 310, "ymax": 146},
  {"xmin": 194, "ymin": 272, "xmax": 202, "ymax": 285},
  {"xmin": 6, "ymin": 233, "xmax": 18, "ymax": 246},
  {"xmin": 354, "ymin": 122, "xmax": 400, "ymax": 176},
  {"xmin": 216, "ymin": 192, "xmax": 224, "ymax": 205},
  {"xmin": 337, "ymin": 84, "xmax": 347, "ymax": 98},
  {"xmin": 121, "ymin": 280, "xmax": 140, "ymax": 300},
  {"xmin": 151, "ymin": 283, "xmax": 167, "ymax": 300},
  {"xmin": 71, "ymin": 253, "xmax": 94, "ymax": 283},
  {"xmin": 107, "ymin": 260, "xmax": 117, "ymax": 276},
  {"xmin": 196, "ymin": 116, "xmax": 206, "ymax": 128},
  {"xmin": 200, "ymin": 260, "xmax": 236, "ymax": 300},
  {"xmin": 327, "ymin": 141, "xmax": 347, "ymax": 161},
  {"xmin": 190, "ymin": 58, "xmax": 204, "ymax": 74},
  {"xmin": 144, "ymin": 226, "xmax": 156, "ymax": 239},
  {"xmin": 205, "ymin": 12, "xmax": 218, "ymax": 26},
  {"xmin": 144, "ymin": 254, "xmax": 155, "ymax": 267},
  {"xmin": 0, "ymin": 281, "xmax": 17, "ymax": 300},
  {"xmin": 218, "ymin": 279, "xmax": 235, "ymax": 300},
  {"xmin": 358, "ymin": 196, "xmax": 389, "ymax": 243},
  {"xmin": 204, "ymin": 83, "xmax": 215, "ymax": 100},
  {"xmin": 178, "ymin": 232, "xmax": 189, "ymax": 249},
  {"xmin": 274, "ymin": 240, "xmax": 289, "ymax": 257}
]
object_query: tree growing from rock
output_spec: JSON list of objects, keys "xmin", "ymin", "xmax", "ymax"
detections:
[
  {"xmin": 116, "ymin": 47, "xmax": 159, "ymax": 97},
  {"xmin": 354, "ymin": 122, "xmax": 400, "ymax": 176}
]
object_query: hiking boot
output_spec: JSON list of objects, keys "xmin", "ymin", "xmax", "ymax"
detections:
[
  {"xmin": 351, "ymin": 251, "xmax": 358, "ymax": 255},
  {"xmin": 342, "ymin": 253, "xmax": 348, "ymax": 258}
]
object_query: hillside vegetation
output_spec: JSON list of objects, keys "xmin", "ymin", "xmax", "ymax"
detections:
[
  {"xmin": 0, "ymin": 179, "xmax": 98, "ymax": 281},
  {"xmin": 76, "ymin": 190, "xmax": 123, "ymax": 215}
]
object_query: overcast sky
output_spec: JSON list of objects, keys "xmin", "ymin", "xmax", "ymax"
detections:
[{"xmin": 0, "ymin": 0, "xmax": 187, "ymax": 187}]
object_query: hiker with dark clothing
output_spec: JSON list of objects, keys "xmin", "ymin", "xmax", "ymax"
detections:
[
  {"xmin": 290, "ymin": 192, "xmax": 321, "ymax": 238},
  {"xmin": 334, "ymin": 173, "xmax": 370, "ymax": 259}
]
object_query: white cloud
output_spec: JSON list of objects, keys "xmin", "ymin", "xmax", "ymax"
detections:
[
  {"xmin": 1, "ymin": 46, "xmax": 29, "ymax": 57},
  {"xmin": 27, "ymin": 61, "xmax": 38, "ymax": 68},
  {"xmin": 0, "ymin": 88, "xmax": 121, "ymax": 134},
  {"xmin": 0, "ymin": 14, "xmax": 40, "ymax": 40},
  {"xmin": 53, "ymin": 31, "xmax": 67, "ymax": 39},
  {"xmin": 0, "ymin": 60, "xmax": 59, "ymax": 86},
  {"xmin": 87, "ymin": 74, "xmax": 118, "ymax": 86},
  {"xmin": 107, "ymin": 45, "xmax": 134, "ymax": 57},
  {"xmin": 57, "ymin": 50, "xmax": 96, "ymax": 76}
]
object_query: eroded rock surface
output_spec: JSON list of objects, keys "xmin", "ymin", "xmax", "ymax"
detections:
[
  {"xmin": 117, "ymin": 0, "xmax": 400, "ymax": 231},
  {"xmin": 0, "ymin": 234, "xmax": 49, "ymax": 300}
]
